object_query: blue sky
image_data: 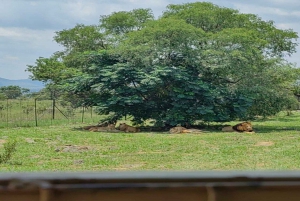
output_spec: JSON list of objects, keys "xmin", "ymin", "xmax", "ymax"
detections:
[{"xmin": 1, "ymin": 0, "xmax": 299, "ymax": 79}]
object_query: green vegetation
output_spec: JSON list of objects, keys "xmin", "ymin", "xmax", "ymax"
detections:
[
  {"xmin": 0, "ymin": 140, "xmax": 17, "ymax": 164},
  {"xmin": 27, "ymin": 2, "xmax": 299, "ymax": 126},
  {"xmin": 1, "ymin": 112, "xmax": 300, "ymax": 171},
  {"xmin": 11, "ymin": 2, "xmax": 299, "ymax": 171},
  {"xmin": 0, "ymin": 86, "xmax": 30, "ymax": 99}
]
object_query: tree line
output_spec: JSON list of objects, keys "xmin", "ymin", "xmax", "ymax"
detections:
[
  {"xmin": 0, "ymin": 86, "xmax": 30, "ymax": 99},
  {"xmin": 26, "ymin": 2, "xmax": 300, "ymax": 126}
]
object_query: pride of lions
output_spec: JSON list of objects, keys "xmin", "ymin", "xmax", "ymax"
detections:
[{"xmin": 82, "ymin": 121, "xmax": 255, "ymax": 134}]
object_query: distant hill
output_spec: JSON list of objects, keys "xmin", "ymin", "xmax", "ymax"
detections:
[{"xmin": 0, "ymin": 78, "xmax": 45, "ymax": 92}]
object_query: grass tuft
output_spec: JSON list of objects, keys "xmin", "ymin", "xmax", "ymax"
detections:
[{"xmin": 0, "ymin": 140, "xmax": 17, "ymax": 164}]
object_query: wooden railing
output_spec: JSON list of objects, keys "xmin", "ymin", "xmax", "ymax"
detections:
[{"xmin": 1, "ymin": 171, "xmax": 300, "ymax": 201}]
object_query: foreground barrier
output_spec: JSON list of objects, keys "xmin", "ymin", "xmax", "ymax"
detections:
[{"xmin": 1, "ymin": 171, "xmax": 300, "ymax": 201}]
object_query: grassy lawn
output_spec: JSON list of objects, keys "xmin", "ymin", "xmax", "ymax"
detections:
[{"xmin": 1, "ymin": 112, "xmax": 300, "ymax": 171}]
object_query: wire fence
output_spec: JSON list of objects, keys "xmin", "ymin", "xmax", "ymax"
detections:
[{"xmin": 0, "ymin": 98, "xmax": 99, "ymax": 128}]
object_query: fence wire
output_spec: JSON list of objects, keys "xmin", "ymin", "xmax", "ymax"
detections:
[{"xmin": 0, "ymin": 99, "xmax": 99, "ymax": 128}]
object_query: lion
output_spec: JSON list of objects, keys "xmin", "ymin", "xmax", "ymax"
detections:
[
  {"xmin": 222, "ymin": 122, "xmax": 254, "ymax": 133},
  {"xmin": 169, "ymin": 126, "xmax": 202, "ymax": 134},
  {"xmin": 233, "ymin": 121, "xmax": 254, "ymax": 132},
  {"xmin": 221, "ymin": 126, "xmax": 235, "ymax": 132},
  {"xmin": 184, "ymin": 128, "xmax": 202, "ymax": 133},
  {"xmin": 82, "ymin": 120, "xmax": 116, "ymax": 131},
  {"xmin": 118, "ymin": 123, "xmax": 140, "ymax": 133},
  {"xmin": 88, "ymin": 124, "xmax": 116, "ymax": 132},
  {"xmin": 169, "ymin": 126, "xmax": 186, "ymax": 134},
  {"xmin": 82, "ymin": 125, "xmax": 96, "ymax": 130}
]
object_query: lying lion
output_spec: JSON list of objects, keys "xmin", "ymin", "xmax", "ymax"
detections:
[
  {"xmin": 82, "ymin": 121, "xmax": 112, "ymax": 130},
  {"xmin": 119, "ymin": 123, "xmax": 140, "ymax": 133},
  {"xmin": 221, "ymin": 126, "xmax": 235, "ymax": 132},
  {"xmin": 222, "ymin": 122, "xmax": 255, "ymax": 133},
  {"xmin": 88, "ymin": 124, "xmax": 117, "ymax": 132},
  {"xmin": 82, "ymin": 125, "xmax": 97, "ymax": 130},
  {"xmin": 169, "ymin": 126, "xmax": 202, "ymax": 134}
]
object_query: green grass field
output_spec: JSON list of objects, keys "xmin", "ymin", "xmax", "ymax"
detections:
[{"xmin": 1, "ymin": 111, "xmax": 300, "ymax": 171}]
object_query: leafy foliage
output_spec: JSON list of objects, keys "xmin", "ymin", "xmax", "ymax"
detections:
[
  {"xmin": 100, "ymin": 8, "xmax": 154, "ymax": 34},
  {"xmin": 27, "ymin": 2, "xmax": 299, "ymax": 125}
]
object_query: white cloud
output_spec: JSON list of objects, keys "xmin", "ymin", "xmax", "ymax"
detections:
[
  {"xmin": 0, "ymin": 27, "xmax": 55, "ymax": 40},
  {"xmin": 0, "ymin": 28, "xmax": 22, "ymax": 37},
  {"xmin": 276, "ymin": 22, "xmax": 300, "ymax": 32},
  {"xmin": 4, "ymin": 55, "xmax": 19, "ymax": 61},
  {"xmin": 234, "ymin": 3, "xmax": 300, "ymax": 18},
  {"xmin": 0, "ymin": 0, "xmax": 300, "ymax": 79},
  {"xmin": 0, "ymin": 27, "xmax": 62, "ymax": 79},
  {"xmin": 64, "ymin": 1, "xmax": 99, "ymax": 22},
  {"xmin": 232, "ymin": 3, "xmax": 271, "ymax": 16}
]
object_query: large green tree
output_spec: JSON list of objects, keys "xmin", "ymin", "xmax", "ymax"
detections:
[{"xmin": 27, "ymin": 3, "xmax": 299, "ymax": 125}]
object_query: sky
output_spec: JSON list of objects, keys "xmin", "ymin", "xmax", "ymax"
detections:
[{"xmin": 1, "ymin": 0, "xmax": 300, "ymax": 80}]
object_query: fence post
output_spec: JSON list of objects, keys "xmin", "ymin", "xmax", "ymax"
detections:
[
  {"xmin": 35, "ymin": 98, "xmax": 38, "ymax": 127},
  {"xmin": 91, "ymin": 107, "xmax": 93, "ymax": 118},
  {"xmin": 6, "ymin": 99, "xmax": 8, "ymax": 127},
  {"xmin": 52, "ymin": 99, "xmax": 55, "ymax": 120},
  {"xmin": 81, "ymin": 106, "xmax": 85, "ymax": 123}
]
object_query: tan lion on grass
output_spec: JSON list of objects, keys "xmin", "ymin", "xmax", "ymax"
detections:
[
  {"xmin": 221, "ymin": 126, "xmax": 235, "ymax": 132},
  {"xmin": 222, "ymin": 121, "xmax": 254, "ymax": 133},
  {"xmin": 169, "ymin": 126, "xmax": 202, "ymax": 134},
  {"xmin": 88, "ymin": 124, "xmax": 117, "ymax": 132},
  {"xmin": 82, "ymin": 125, "xmax": 96, "ymax": 130},
  {"xmin": 119, "ymin": 123, "xmax": 140, "ymax": 133}
]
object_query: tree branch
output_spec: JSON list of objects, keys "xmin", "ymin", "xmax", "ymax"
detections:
[{"xmin": 131, "ymin": 81, "xmax": 149, "ymax": 101}]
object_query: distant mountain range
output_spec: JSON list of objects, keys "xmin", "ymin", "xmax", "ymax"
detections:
[{"xmin": 0, "ymin": 77, "xmax": 45, "ymax": 92}]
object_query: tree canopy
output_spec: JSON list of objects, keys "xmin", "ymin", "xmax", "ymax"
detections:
[
  {"xmin": 27, "ymin": 2, "xmax": 299, "ymax": 126},
  {"xmin": 0, "ymin": 86, "xmax": 30, "ymax": 99}
]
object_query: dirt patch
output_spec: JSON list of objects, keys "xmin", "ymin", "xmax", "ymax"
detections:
[
  {"xmin": 113, "ymin": 163, "xmax": 147, "ymax": 170},
  {"xmin": 55, "ymin": 145, "xmax": 90, "ymax": 153},
  {"xmin": 0, "ymin": 139, "xmax": 8, "ymax": 148},
  {"xmin": 50, "ymin": 158, "xmax": 62, "ymax": 162},
  {"xmin": 254, "ymin": 141, "xmax": 274, "ymax": 146},
  {"xmin": 73, "ymin": 159, "xmax": 84, "ymax": 165},
  {"xmin": 25, "ymin": 138, "xmax": 35, "ymax": 143}
]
